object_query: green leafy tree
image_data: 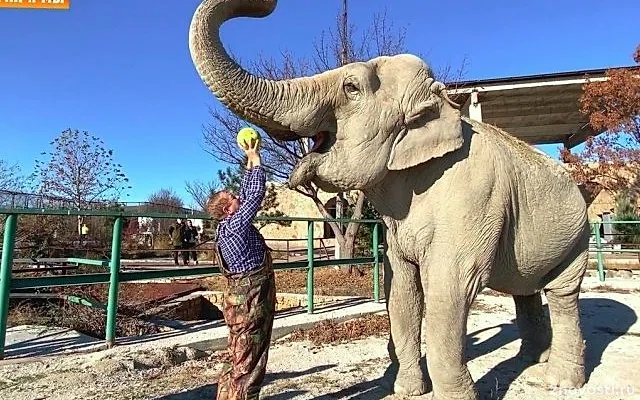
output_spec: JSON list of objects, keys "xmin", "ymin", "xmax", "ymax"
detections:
[
  {"xmin": 614, "ymin": 192, "xmax": 640, "ymax": 245},
  {"xmin": 216, "ymin": 161, "xmax": 290, "ymax": 231},
  {"xmin": 217, "ymin": 165, "xmax": 242, "ymax": 193}
]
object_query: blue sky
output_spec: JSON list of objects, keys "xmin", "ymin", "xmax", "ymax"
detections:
[{"xmin": 1, "ymin": 0, "xmax": 638, "ymax": 206}]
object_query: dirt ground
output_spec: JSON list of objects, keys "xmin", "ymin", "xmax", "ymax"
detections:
[
  {"xmin": 7, "ymin": 268, "xmax": 378, "ymax": 340},
  {"xmin": 201, "ymin": 267, "xmax": 382, "ymax": 298},
  {"xmin": 1, "ymin": 275, "xmax": 639, "ymax": 400}
]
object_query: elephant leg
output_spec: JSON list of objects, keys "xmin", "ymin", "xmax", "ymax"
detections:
[
  {"xmin": 383, "ymin": 248, "xmax": 426, "ymax": 396},
  {"xmin": 424, "ymin": 264, "xmax": 480, "ymax": 400},
  {"xmin": 513, "ymin": 292, "xmax": 551, "ymax": 363},
  {"xmin": 542, "ymin": 250, "xmax": 587, "ymax": 388}
]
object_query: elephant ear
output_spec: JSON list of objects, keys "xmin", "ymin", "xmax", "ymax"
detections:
[{"xmin": 387, "ymin": 85, "xmax": 464, "ymax": 171}]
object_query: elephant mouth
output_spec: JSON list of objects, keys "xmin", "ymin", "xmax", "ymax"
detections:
[
  {"xmin": 305, "ymin": 131, "xmax": 335, "ymax": 155},
  {"xmin": 288, "ymin": 129, "xmax": 336, "ymax": 189}
]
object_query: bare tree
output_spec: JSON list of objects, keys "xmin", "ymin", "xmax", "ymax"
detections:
[
  {"xmin": 34, "ymin": 129, "xmax": 131, "ymax": 207},
  {"xmin": 34, "ymin": 129, "xmax": 131, "ymax": 236},
  {"xmin": 0, "ymin": 160, "xmax": 25, "ymax": 192},
  {"xmin": 202, "ymin": 3, "xmax": 416, "ymax": 267},
  {"xmin": 185, "ymin": 178, "xmax": 219, "ymax": 211},
  {"xmin": 146, "ymin": 188, "xmax": 186, "ymax": 234},
  {"xmin": 148, "ymin": 188, "xmax": 185, "ymax": 209}
]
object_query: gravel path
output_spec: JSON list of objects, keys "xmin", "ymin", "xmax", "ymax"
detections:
[{"xmin": 1, "ymin": 277, "xmax": 639, "ymax": 400}]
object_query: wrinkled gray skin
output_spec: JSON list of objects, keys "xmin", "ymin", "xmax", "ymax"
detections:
[{"xmin": 189, "ymin": 1, "xmax": 589, "ymax": 398}]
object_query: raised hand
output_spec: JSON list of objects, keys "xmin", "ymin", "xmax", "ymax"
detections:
[{"xmin": 244, "ymin": 138, "xmax": 261, "ymax": 168}]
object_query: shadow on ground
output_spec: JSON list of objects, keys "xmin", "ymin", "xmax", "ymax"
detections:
[
  {"xmin": 475, "ymin": 297, "xmax": 636, "ymax": 399},
  {"xmin": 4, "ymin": 297, "xmax": 373, "ymax": 361},
  {"xmin": 4, "ymin": 320, "xmax": 219, "ymax": 359},
  {"xmin": 152, "ymin": 365, "xmax": 336, "ymax": 400},
  {"xmin": 275, "ymin": 297, "xmax": 636, "ymax": 400},
  {"xmin": 4, "ymin": 327, "xmax": 104, "ymax": 359}
]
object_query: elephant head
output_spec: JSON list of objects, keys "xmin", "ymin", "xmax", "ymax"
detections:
[{"xmin": 189, "ymin": 0, "xmax": 463, "ymax": 192}]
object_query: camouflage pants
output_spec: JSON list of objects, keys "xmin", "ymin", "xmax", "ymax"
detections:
[{"xmin": 216, "ymin": 253, "xmax": 276, "ymax": 400}]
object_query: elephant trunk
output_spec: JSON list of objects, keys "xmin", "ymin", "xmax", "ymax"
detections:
[{"xmin": 189, "ymin": 0, "xmax": 333, "ymax": 139}]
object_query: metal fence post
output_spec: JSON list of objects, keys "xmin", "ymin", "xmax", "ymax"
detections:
[
  {"xmin": 593, "ymin": 222, "xmax": 605, "ymax": 282},
  {"xmin": 307, "ymin": 220, "xmax": 314, "ymax": 314},
  {"xmin": 0, "ymin": 214, "xmax": 18, "ymax": 360},
  {"xmin": 105, "ymin": 216, "xmax": 123, "ymax": 347},
  {"xmin": 372, "ymin": 222, "xmax": 380, "ymax": 303}
]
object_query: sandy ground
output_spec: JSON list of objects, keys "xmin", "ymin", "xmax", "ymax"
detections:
[{"xmin": 1, "ymin": 276, "xmax": 639, "ymax": 400}]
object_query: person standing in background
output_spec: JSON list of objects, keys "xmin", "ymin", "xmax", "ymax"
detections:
[
  {"xmin": 169, "ymin": 218, "xmax": 187, "ymax": 265},
  {"xmin": 183, "ymin": 219, "xmax": 199, "ymax": 265}
]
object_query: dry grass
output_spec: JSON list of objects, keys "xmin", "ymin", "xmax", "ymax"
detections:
[
  {"xmin": 203, "ymin": 267, "xmax": 381, "ymax": 298},
  {"xmin": 286, "ymin": 313, "xmax": 390, "ymax": 346},
  {"xmin": 7, "ymin": 298, "xmax": 161, "ymax": 339},
  {"xmin": 584, "ymin": 285, "xmax": 640, "ymax": 294}
]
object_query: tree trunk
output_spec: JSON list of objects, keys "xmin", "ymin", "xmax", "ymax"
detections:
[
  {"xmin": 331, "ymin": 223, "xmax": 360, "ymax": 274},
  {"xmin": 344, "ymin": 191, "xmax": 365, "ymax": 275},
  {"xmin": 305, "ymin": 186, "xmax": 367, "ymax": 275},
  {"xmin": 330, "ymin": 191, "xmax": 365, "ymax": 275}
]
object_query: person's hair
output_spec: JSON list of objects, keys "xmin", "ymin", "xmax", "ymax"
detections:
[{"xmin": 207, "ymin": 191, "xmax": 231, "ymax": 220}]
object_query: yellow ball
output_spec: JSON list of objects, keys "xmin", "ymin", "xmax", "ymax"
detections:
[{"xmin": 236, "ymin": 127, "xmax": 261, "ymax": 149}]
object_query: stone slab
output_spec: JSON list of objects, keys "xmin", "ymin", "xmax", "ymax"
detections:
[{"xmin": 4, "ymin": 325, "xmax": 104, "ymax": 359}]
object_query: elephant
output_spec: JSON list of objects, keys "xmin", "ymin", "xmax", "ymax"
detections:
[{"xmin": 188, "ymin": 1, "xmax": 589, "ymax": 399}]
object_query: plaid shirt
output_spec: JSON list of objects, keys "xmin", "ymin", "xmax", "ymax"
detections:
[{"xmin": 216, "ymin": 166, "xmax": 267, "ymax": 274}]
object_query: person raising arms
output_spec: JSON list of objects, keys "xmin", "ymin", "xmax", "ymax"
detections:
[{"xmin": 206, "ymin": 129, "xmax": 275, "ymax": 400}]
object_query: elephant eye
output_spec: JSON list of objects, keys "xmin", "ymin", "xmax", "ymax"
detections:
[{"xmin": 343, "ymin": 80, "xmax": 360, "ymax": 97}]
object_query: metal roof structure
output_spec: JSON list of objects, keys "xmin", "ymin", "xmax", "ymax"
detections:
[{"xmin": 445, "ymin": 66, "xmax": 635, "ymax": 149}]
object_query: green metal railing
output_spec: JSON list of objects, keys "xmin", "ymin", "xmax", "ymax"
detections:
[
  {"xmin": 590, "ymin": 220, "xmax": 640, "ymax": 281},
  {"xmin": 0, "ymin": 207, "xmax": 384, "ymax": 359},
  {"xmin": 2, "ymin": 205, "xmax": 635, "ymax": 360},
  {"xmin": 0, "ymin": 214, "xmax": 17, "ymax": 355}
]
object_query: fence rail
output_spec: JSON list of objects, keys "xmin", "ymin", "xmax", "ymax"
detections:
[
  {"xmin": 0, "ymin": 207, "xmax": 384, "ymax": 359},
  {"xmin": 1, "ymin": 206, "xmax": 638, "ymax": 360},
  {"xmin": 589, "ymin": 220, "xmax": 640, "ymax": 281}
]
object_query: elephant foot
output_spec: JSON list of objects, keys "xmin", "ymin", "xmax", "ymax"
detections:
[
  {"xmin": 394, "ymin": 377, "xmax": 428, "ymax": 397},
  {"xmin": 428, "ymin": 387, "xmax": 478, "ymax": 400},
  {"xmin": 425, "ymin": 369, "xmax": 478, "ymax": 400},
  {"xmin": 544, "ymin": 359, "xmax": 585, "ymax": 388},
  {"xmin": 517, "ymin": 343, "xmax": 550, "ymax": 364},
  {"xmin": 390, "ymin": 368, "xmax": 428, "ymax": 396}
]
